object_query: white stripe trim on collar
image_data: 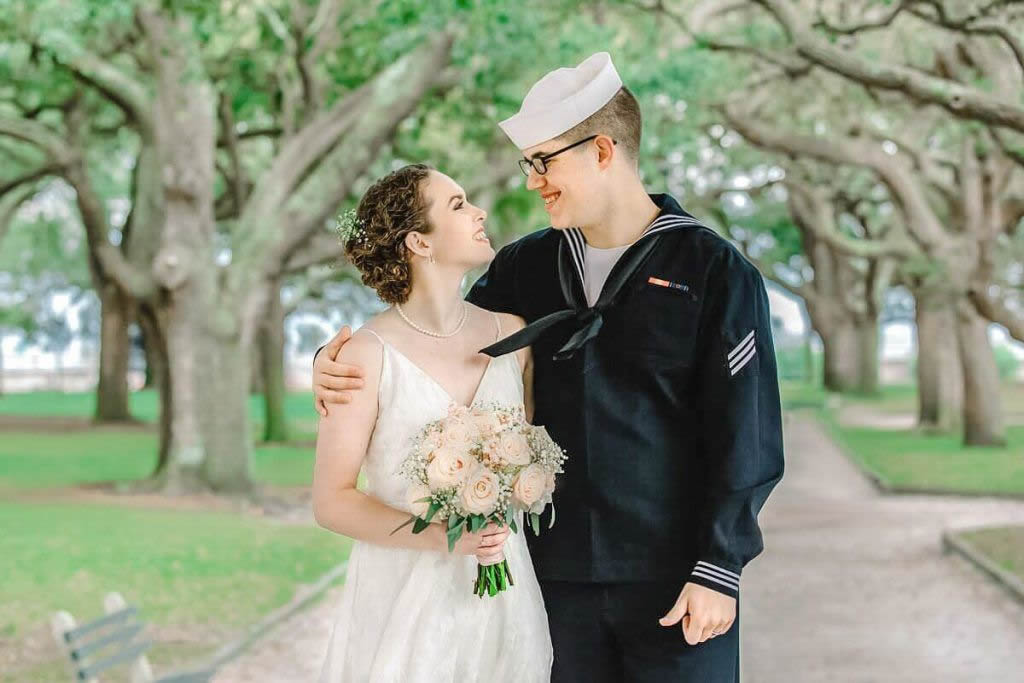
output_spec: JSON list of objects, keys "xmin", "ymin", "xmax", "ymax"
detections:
[
  {"xmin": 560, "ymin": 213, "xmax": 698, "ymax": 285},
  {"xmin": 563, "ymin": 228, "xmax": 587, "ymax": 286}
]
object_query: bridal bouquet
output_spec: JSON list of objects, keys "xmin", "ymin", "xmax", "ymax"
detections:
[{"xmin": 392, "ymin": 402, "xmax": 567, "ymax": 598}]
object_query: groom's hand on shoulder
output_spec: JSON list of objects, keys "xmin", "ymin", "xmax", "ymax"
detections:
[
  {"xmin": 659, "ymin": 582, "xmax": 736, "ymax": 646},
  {"xmin": 313, "ymin": 326, "xmax": 366, "ymax": 416}
]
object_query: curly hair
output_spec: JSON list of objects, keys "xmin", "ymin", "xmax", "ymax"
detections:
[{"xmin": 344, "ymin": 164, "xmax": 434, "ymax": 305}]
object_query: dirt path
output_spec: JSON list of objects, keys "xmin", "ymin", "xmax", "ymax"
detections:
[
  {"xmin": 215, "ymin": 413, "xmax": 1024, "ymax": 682},
  {"xmin": 740, "ymin": 412, "xmax": 1024, "ymax": 682}
]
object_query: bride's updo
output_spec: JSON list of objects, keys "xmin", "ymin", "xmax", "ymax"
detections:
[{"xmin": 344, "ymin": 163, "xmax": 434, "ymax": 305}]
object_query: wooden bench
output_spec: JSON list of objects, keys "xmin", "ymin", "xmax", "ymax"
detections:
[{"xmin": 51, "ymin": 592, "xmax": 216, "ymax": 683}]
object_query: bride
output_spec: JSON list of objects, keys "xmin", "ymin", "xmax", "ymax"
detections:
[{"xmin": 313, "ymin": 163, "xmax": 553, "ymax": 682}]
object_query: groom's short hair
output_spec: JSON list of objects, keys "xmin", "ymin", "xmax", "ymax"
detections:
[{"xmin": 554, "ymin": 86, "xmax": 642, "ymax": 162}]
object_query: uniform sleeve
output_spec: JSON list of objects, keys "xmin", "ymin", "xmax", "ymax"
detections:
[
  {"xmin": 688, "ymin": 249, "xmax": 785, "ymax": 599},
  {"xmin": 464, "ymin": 241, "xmax": 523, "ymax": 315}
]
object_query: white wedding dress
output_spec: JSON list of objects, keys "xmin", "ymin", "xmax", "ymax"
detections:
[{"xmin": 318, "ymin": 312, "xmax": 553, "ymax": 683}]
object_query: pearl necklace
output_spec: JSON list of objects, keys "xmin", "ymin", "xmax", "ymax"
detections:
[{"xmin": 395, "ymin": 302, "xmax": 468, "ymax": 338}]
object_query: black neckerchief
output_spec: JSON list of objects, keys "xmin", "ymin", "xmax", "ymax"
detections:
[{"xmin": 480, "ymin": 194, "xmax": 702, "ymax": 361}]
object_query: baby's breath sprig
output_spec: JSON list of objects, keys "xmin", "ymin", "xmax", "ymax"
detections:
[{"xmin": 335, "ymin": 208, "xmax": 366, "ymax": 243}]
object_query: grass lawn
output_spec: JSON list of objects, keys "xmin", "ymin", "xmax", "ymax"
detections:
[
  {"xmin": 956, "ymin": 525, "xmax": 1024, "ymax": 588},
  {"xmin": 0, "ymin": 391, "xmax": 348, "ymax": 682},
  {"xmin": 0, "ymin": 500, "xmax": 350, "ymax": 682},
  {"xmin": 0, "ymin": 430, "xmax": 318, "ymax": 489},
  {"xmin": 780, "ymin": 381, "xmax": 1024, "ymax": 497},
  {"xmin": 0, "ymin": 389, "xmax": 321, "ymax": 442},
  {"xmin": 827, "ymin": 421, "xmax": 1024, "ymax": 495}
]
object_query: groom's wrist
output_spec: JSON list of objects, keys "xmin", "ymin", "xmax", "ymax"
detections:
[{"xmin": 687, "ymin": 560, "xmax": 740, "ymax": 599}]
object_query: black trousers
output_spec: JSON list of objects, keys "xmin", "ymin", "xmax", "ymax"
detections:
[{"xmin": 540, "ymin": 580, "xmax": 740, "ymax": 683}]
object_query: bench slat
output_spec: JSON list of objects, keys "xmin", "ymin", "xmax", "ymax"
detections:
[
  {"xmin": 76, "ymin": 638, "xmax": 152, "ymax": 680},
  {"xmin": 71, "ymin": 622, "xmax": 145, "ymax": 661},
  {"xmin": 63, "ymin": 606, "xmax": 138, "ymax": 644}
]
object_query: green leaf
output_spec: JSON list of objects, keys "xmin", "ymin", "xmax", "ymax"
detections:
[
  {"xmin": 509, "ymin": 518, "xmax": 518, "ymax": 534},
  {"xmin": 446, "ymin": 519, "xmax": 466, "ymax": 552},
  {"xmin": 390, "ymin": 516, "xmax": 416, "ymax": 535},
  {"xmin": 424, "ymin": 501, "xmax": 441, "ymax": 523},
  {"xmin": 412, "ymin": 517, "xmax": 430, "ymax": 534},
  {"xmin": 530, "ymin": 512, "xmax": 541, "ymax": 536}
]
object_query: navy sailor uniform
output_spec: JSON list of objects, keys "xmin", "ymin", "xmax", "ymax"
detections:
[{"xmin": 467, "ymin": 193, "xmax": 784, "ymax": 682}]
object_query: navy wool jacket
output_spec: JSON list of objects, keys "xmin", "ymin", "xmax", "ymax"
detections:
[{"xmin": 466, "ymin": 193, "xmax": 785, "ymax": 598}]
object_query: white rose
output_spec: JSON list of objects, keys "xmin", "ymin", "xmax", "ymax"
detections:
[
  {"xmin": 470, "ymin": 408, "xmax": 504, "ymax": 438},
  {"xmin": 426, "ymin": 445, "xmax": 471, "ymax": 490},
  {"xmin": 512, "ymin": 464, "xmax": 547, "ymax": 508},
  {"xmin": 460, "ymin": 466, "xmax": 501, "ymax": 516},
  {"xmin": 494, "ymin": 431, "xmax": 532, "ymax": 467},
  {"xmin": 440, "ymin": 416, "xmax": 479, "ymax": 448},
  {"xmin": 406, "ymin": 482, "xmax": 432, "ymax": 518}
]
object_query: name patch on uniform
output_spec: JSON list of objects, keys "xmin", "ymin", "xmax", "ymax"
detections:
[{"xmin": 648, "ymin": 277, "xmax": 689, "ymax": 292}]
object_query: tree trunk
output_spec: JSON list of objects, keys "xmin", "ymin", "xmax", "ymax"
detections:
[
  {"xmin": 249, "ymin": 344, "xmax": 264, "ymax": 394},
  {"xmin": 259, "ymin": 279, "xmax": 289, "ymax": 442},
  {"xmin": 854, "ymin": 317, "xmax": 880, "ymax": 395},
  {"xmin": 820, "ymin": 321, "xmax": 861, "ymax": 392},
  {"xmin": 197, "ymin": 333, "xmax": 255, "ymax": 490},
  {"xmin": 914, "ymin": 291, "xmax": 963, "ymax": 433},
  {"xmin": 138, "ymin": 304, "xmax": 172, "ymax": 475},
  {"xmin": 94, "ymin": 284, "xmax": 133, "ymax": 422},
  {"xmin": 955, "ymin": 300, "xmax": 1006, "ymax": 446},
  {"xmin": 141, "ymin": 7, "xmax": 253, "ymax": 493}
]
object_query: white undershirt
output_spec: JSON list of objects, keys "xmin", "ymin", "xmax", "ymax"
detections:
[{"xmin": 584, "ymin": 242, "xmax": 633, "ymax": 306}]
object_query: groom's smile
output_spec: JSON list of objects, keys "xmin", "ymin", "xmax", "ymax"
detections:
[{"xmin": 541, "ymin": 190, "xmax": 561, "ymax": 212}]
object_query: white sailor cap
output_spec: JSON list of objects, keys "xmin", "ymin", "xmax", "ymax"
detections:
[{"xmin": 499, "ymin": 51, "xmax": 623, "ymax": 150}]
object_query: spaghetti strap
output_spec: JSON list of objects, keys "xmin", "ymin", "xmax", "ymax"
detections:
[
  {"xmin": 491, "ymin": 310, "xmax": 501, "ymax": 341},
  {"xmin": 361, "ymin": 327, "xmax": 386, "ymax": 346}
]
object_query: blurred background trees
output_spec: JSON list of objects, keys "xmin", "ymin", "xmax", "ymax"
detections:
[{"xmin": 2, "ymin": 0, "xmax": 1022, "ymax": 495}]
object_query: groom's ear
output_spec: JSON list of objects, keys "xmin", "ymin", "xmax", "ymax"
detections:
[{"xmin": 594, "ymin": 135, "xmax": 616, "ymax": 170}]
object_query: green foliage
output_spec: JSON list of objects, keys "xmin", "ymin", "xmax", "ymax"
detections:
[{"xmin": 994, "ymin": 345, "xmax": 1021, "ymax": 381}]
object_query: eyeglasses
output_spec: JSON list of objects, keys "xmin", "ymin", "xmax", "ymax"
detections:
[{"xmin": 517, "ymin": 135, "xmax": 617, "ymax": 176}]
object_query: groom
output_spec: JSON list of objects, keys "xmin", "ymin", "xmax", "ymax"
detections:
[{"xmin": 314, "ymin": 52, "xmax": 784, "ymax": 682}]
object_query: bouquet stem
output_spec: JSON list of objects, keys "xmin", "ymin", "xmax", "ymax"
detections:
[{"xmin": 474, "ymin": 558, "xmax": 514, "ymax": 598}]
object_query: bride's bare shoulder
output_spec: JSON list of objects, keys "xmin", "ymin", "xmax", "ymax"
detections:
[
  {"xmin": 497, "ymin": 312, "xmax": 526, "ymax": 333},
  {"xmin": 474, "ymin": 307, "xmax": 525, "ymax": 335},
  {"xmin": 339, "ymin": 321, "xmax": 387, "ymax": 369}
]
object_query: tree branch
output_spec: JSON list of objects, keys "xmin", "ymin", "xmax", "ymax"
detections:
[
  {"xmin": 245, "ymin": 32, "xmax": 457, "ymax": 280},
  {"xmin": 283, "ymin": 230, "xmax": 344, "ymax": 274},
  {"xmin": 37, "ymin": 28, "xmax": 154, "ymax": 135},
  {"xmin": 813, "ymin": 0, "xmax": 909, "ymax": 34},
  {"xmin": 722, "ymin": 99, "xmax": 950, "ymax": 249},
  {"xmin": 969, "ymin": 285, "xmax": 1024, "ymax": 342},
  {"xmin": 751, "ymin": 0, "xmax": 1024, "ymax": 133},
  {"xmin": 218, "ymin": 92, "xmax": 249, "ymax": 217},
  {"xmin": 0, "ymin": 161, "xmax": 60, "ymax": 199},
  {"xmin": 0, "ymin": 182, "xmax": 37, "ymax": 246},
  {"xmin": 0, "ymin": 116, "xmax": 74, "ymax": 163},
  {"xmin": 64, "ymin": 102, "xmax": 157, "ymax": 299},
  {"xmin": 785, "ymin": 177, "xmax": 919, "ymax": 260}
]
